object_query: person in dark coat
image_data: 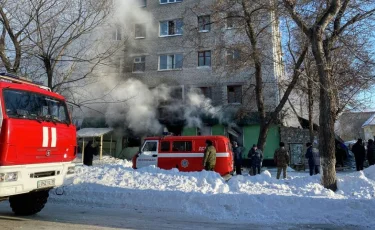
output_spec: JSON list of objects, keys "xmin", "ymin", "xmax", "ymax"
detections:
[
  {"xmin": 232, "ymin": 141, "xmax": 242, "ymax": 175},
  {"xmin": 367, "ymin": 139, "xmax": 375, "ymax": 166},
  {"xmin": 335, "ymin": 143, "xmax": 346, "ymax": 167},
  {"xmin": 250, "ymin": 145, "xmax": 263, "ymax": 175},
  {"xmin": 352, "ymin": 139, "xmax": 366, "ymax": 171},
  {"xmin": 305, "ymin": 142, "xmax": 320, "ymax": 176},
  {"xmin": 247, "ymin": 144, "xmax": 256, "ymax": 175},
  {"xmin": 83, "ymin": 140, "xmax": 99, "ymax": 166}
]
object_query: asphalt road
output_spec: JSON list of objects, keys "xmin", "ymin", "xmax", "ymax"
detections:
[{"xmin": 0, "ymin": 201, "xmax": 361, "ymax": 230}]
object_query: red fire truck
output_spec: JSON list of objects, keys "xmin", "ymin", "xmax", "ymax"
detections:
[{"xmin": 0, "ymin": 73, "xmax": 76, "ymax": 215}]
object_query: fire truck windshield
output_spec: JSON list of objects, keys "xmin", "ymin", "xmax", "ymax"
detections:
[{"xmin": 3, "ymin": 89, "xmax": 70, "ymax": 124}]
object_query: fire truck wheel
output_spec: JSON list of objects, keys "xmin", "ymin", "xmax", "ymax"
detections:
[{"xmin": 9, "ymin": 190, "xmax": 49, "ymax": 216}]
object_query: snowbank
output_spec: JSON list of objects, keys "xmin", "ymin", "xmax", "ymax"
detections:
[{"xmin": 50, "ymin": 157, "xmax": 375, "ymax": 227}]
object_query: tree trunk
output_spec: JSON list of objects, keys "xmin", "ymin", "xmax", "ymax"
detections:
[
  {"xmin": 311, "ymin": 29, "xmax": 337, "ymax": 191},
  {"xmin": 43, "ymin": 57, "xmax": 53, "ymax": 89},
  {"xmin": 308, "ymin": 74, "xmax": 314, "ymax": 143}
]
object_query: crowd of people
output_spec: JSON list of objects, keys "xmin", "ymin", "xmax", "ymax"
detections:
[{"xmin": 228, "ymin": 138, "xmax": 375, "ymax": 178}]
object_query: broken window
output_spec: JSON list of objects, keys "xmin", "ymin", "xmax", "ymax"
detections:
[
  {"xmin": 133, "ymin": 56, "xmax": 145, "ymax": 72},
  {"xmin": 227, "ymin": 85, "xmax": 242, "ymax": 104},
  {"xmin": 135, "ymin": 24, "xmax": 146, "ymax": 38}
]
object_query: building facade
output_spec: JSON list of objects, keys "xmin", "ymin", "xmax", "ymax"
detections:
[{"xmin": 114, "ymin": 0, "xmax": 284, "ymax": 160}]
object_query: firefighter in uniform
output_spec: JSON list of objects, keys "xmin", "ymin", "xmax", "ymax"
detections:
[{"xmin": 203, "ymin": 140, "xmax": 216, "ymax": 171}]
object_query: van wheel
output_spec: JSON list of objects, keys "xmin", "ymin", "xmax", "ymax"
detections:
[{"xmin": 9, "ymin": 190, "xmax": 49, "ymax": 216}]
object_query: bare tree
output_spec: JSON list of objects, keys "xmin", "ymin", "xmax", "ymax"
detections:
[
  {"xmin": 0, "ymin": 0, "xmax": 121, "ymax": 94},
  {"xmin": 283, "ymin": 0, "xmax": 375, "ymax": 190}
]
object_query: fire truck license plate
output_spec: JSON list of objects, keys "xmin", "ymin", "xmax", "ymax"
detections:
[{"xmin": 37, "ymin": 179, "xmax": 55, "ymax": 188}]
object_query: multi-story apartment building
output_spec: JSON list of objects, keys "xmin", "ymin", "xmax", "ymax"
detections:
[{"xmin": 113, "ymin": 0, "xmax": 285, "ymax": 160}]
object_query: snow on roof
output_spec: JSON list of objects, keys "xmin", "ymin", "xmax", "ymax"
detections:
[
  {"xmin": 77, "ymin": 128, "xmax": 113, "ymax": 138},
  {"xmin": 362, "ymin": 113, "xmax": 375, "ymax": 127}
]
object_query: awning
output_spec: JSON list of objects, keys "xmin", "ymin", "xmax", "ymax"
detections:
[{"xmin": 77, "ymin": 128, "xmax": 113, "ymax": 138}]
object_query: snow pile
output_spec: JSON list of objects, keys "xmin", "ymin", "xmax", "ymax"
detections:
[{"xmin": 51, "ymin": 158, "xmax": 375, "ymax": 227}]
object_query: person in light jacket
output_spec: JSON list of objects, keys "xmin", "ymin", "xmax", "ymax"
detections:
[{"xmin": 203, "ymin": 140, "xmax": 216, "ymax": 171}]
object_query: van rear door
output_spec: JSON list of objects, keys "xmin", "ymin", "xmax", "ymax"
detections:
[{"xmin": 136, "ymin": 140, "xmax": 158, "ymax": 168}]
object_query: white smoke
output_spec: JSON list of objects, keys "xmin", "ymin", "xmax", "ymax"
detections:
[
  {"xmin": 70, "ymin": 0, "xmax": 223, "ymax": 135},
  {"xmin": 103, "ymin": 79, "xmax": 170, "ymax": 135},
  {"xmin": 181, "ymin": 89, "xmax": 221, "ymax": 128}
]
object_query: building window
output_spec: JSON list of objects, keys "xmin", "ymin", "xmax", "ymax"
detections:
[
  {"xmin": 159, "ymin": 54, "xmax": 183, "ymax": 70},
  {"xmin": 160, "ymin": 0, "xmax": 182, "ymax": 4},
  {"xmin": 133, "ymin": 56, "xmax": 145, "ymax": 73},
  {"xmin": 172, "ymin": 141, "xmax": 192, "ymax": 152},
  {"xmin": 170, "ymin": 86, "xmax": 184, "ymax": 100},
  {"xmin": 160, "ymin": 19, "xmax": 183, "ymax": 36},
  {"xmin": 135, "ymin": 24, "xmax": 146, "ymax": 38},
  {"xmin": 198, "ymin": 51, "xmax": 211, "ymax": 67},
  {"xmin": 112, "ymin": 25, "xmax": 122, "ymax": 40},
  {"xmin": 226, "ymin": 49, "xmax": 241, "ymax": 65},
  {"xmin": 138, "ymin": 0, "xmax": 146, "ymax": 7},
  {"xmin": 227, "ymin": 85, "xmax": 242, "ymax": 104},
  {"xmin": 198, "ymin": 15, "xmax": 211, "ymax": 32},
  {"xmin": 226, "ymin": 12, "xmax": 238, "ymax": 29},
  {"xmin": 199, "ymin": 87, "xmax": 212, "ymax": 99}
]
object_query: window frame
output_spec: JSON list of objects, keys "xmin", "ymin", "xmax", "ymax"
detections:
[
  {"xmin": 160, "ymin": 141, "xmax": 170, "ymax": 152},
  {"xmin": 132, "ymin": 56, "xmax": 146, "ymax": 73},
  {"xmin": 198, "ymin": 15, "xmax": 211, "ymax": 32},
  {"xmin": 158, "ymin": 54, "xmax": 183, "ymax": 70},
  {"xmin": 198, "ymin": 50, "xmax": 211, "ymax": 67},
  {"xmin": 138, "ymin": 0, "xmax": 147, "ymax": 7},
  {"xmin": 159, "ymin": 19, "xmax": 183, "ymax": 37},
  {"xmin": 134, "ymin": 23, "xmax": 146, "ymax": 39},
  {"xmin": 160, "ymin": 0, "xmax": 182, "ymax": 4},
  {"xmin": 227, "ymin": 85, "xmax": 242, "ymax": 104},
  {"xmin": 172, "ymin": 141, "xmax": 192, "ymax": 152},
  {"xmin": 226, "ymin": 49, "xmax": 241, "ymax": 65}
]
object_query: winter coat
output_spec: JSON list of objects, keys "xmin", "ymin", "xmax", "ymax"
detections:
[
  {"xmin": 233, "ymin": 146, "xmax": 243, "ymax": 164},
  {"xmin": 250, "ymin": 149, "xmax": 263, "ymax": 166},
  {"xmin": 352, "ymin": 142, "xmax": 366, "ymax": 162},
  {"xmin": 83, "ymin": 143, "xmax": 99, "ymax": 166},
  {"xmin": 367, "ymin": 143, "xmax": 375, "ymax": 164},
  {"xmin": 305, "ymin": 146, "xmax": 320, "ymax": 166},
  {"xmin": 203, "ymin": 145, "xmax": 216, "ymax": 167},
  {"xmin": 274, "ymin": 147, "xmax": 290, "ymax": 167},
  {"xmin": 248, "ymin": 148, "xmax": 256, "ymax": 159}
]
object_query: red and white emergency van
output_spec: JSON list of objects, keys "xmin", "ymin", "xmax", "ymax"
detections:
[
  {"xmin": 132, "ymin": 136, "xmax": 233, "ymax": 176},
  {"xmin": 0, "ymin": 73, "xmax": 76, "ymax": 215}
]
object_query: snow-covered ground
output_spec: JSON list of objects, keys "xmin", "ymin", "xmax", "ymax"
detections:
[{"xmin": 51, "ymin": 156, "xmax": 375, "ymax": 228}]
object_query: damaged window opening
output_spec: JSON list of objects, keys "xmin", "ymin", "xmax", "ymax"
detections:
[
  {"xmin": 227, "ymin": 85, "xmax": 242, "ymax": 104},
  {"xmin": 160, "ymin": 19, "xmax": 183, "ymax": 36},
  {"xmin": 135, "ymin": 24, "xmax": 146, "ymax": 38},
  {"xmin": 199, "ymin": 87, "xmax": 212, "ymax": 99},
  {"xmin": 133, "ymin": 56, "xmax": 145, "ymax": 73}
]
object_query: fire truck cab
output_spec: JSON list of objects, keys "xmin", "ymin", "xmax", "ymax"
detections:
[
  {"xmin": 0, "ymin": 73, "xmax": 76, "ymax": 215},
  {"xmin": 133, "ymin": 135, "xmax": 233, "ymax": 176}
]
